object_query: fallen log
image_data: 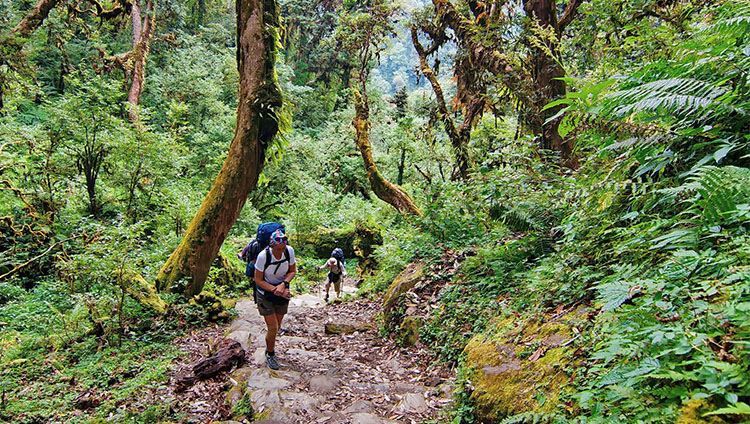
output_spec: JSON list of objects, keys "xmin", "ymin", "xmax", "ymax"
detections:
[{"xmin": 175, "ymin": 339, "xmax": 245, "ymax": 389}]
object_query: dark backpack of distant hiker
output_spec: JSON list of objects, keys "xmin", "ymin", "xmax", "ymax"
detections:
[
  {"xmin": 240, "ymin": 222, "xmax": 286, "ymax": 302},
  {"xmin": 331, "ymin": 247, "xmax": 345, "ymax": 273}
]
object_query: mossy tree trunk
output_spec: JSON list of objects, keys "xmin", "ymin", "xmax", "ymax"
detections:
[
  {"xmin": 352, "ymin": 84, "xmax": 421, "ymax": 216},
  {"xmin": 11, "ymin": 0, "xmax": 60, "ymax": 37},
  {"xmin": 126, "ymin": 0, "xmax": 155, "ymax": 123},
  {"xmin": 155, "ymin": 0, "xmax": 282, "ymax": 296},
  {"xmin": 432, "ymin": 0, "xmax": 583, "ymax": 169},
  {"xmin": 523, "ymin": 0, "xmax": 582, "ymax": 168},
  {"xmin": 411, "ymin": 25, "xmax": 481, "ymax": 180}
]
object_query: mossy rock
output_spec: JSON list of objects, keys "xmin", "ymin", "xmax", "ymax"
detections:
[
  {"xmin": 463, "ymin": 309, "xmax": 588, "ymax": 421},
  {"xmin": 295, "ymin": 221, "xmax": 383, "ymax": 260},
  {"xmin": 225, "ymin": 370, "xmax": 257, "ymax": 421},
  {"xmin": 190, "ymin": 291, "xmax": 232, "ymax": 322},
  {"xmin": 397, "ymin": 316, "xmax": 423, "ymax": 347},
  {"xmin": 382, "ymin": 262, "xmax": 424, "ymax": 329}
]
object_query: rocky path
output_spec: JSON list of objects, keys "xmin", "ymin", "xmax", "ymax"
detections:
[{"xmin": 223, "ymin": 279, "xmax": 453, "ymax": 423}]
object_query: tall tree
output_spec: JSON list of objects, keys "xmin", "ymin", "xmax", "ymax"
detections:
[
  {"xmin": 411, "ymin": 24, "xmax": 481, "ymax": 180},
  {"xmin": 339, "ymin": 0, "xmax": 421, "ymax": 216},
  {"xmin": 522, "ymin": 0, "xmax": 583, "ymax": 167},
  {"xmin": 126, "ymin": 0, "xmax": 155, "ymax": 123},
  {"xmin": 431, "ymin": 0, "xmax": 585, "ymax": 168},
  {"xmin": 155, "ymin": 0, "xmax": 283, "ymax": 295}
]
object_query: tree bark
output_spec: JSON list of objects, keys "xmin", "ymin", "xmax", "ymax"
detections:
[
  {"xmin": 433, "ymin": 0, "xmax": 584, "ymax": 168},
  {"xmin": 11, "ymin": 0, "xmax": 61, "ymax": 38},
  {"xmin": 155, "ymin": 0, "xmax": 282, "ymax": 295},
  {"xmin": 126, "ymin": 0, "xmax": 155, "ymax": 123},
  {"xmin": 397, "ymin": 146, "xmax": 406, "ymax": 185},
  {"xmin": 352, "ymin": 87, "xmax": 421, "ymax": 216},
  {"xmin": 523, "ymin": 0, "xmax": 577, "ymax": 167},
  {"xmin": 411, "ymin": 26, "xmax": 475, "ymax": 180}
]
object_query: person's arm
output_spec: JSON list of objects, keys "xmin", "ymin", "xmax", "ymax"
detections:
[
  {"xmin": 254, "ymin": 268, "xmax": 277, "ymax": 293},
  {"xmin": 281, "ymin": 249, "xmax": 298, "ymax": 298},
  {"xmin": 283, "ymin": 263, "xmax": 297, "ymax": 287},
  {"xmin": 341, "ymin": 261, "xmax": 347, "ymax": 277}
]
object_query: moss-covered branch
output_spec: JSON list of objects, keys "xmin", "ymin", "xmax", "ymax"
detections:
[{"xmin": 352, "ymin": 88, "xmax": 421, "ymax": 216}]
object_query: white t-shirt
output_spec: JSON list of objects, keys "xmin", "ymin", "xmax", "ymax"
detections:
[{"xmin": 255, "ymin": 246, "xmax": 296, "ymax": 295}]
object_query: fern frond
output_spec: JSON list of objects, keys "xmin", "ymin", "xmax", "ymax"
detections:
[
  {"xmin": 689, "ymin": 166, "xmax": 750, "ymax": 225},
  {"xmin": 608, "ymin": 78, "xmax": 728, "ymax": 120},
  {"xmin": 699, "ymin": 14, "xmax": 750, "ymax": 39},
  {"xmin": 501, "ymin": 201, "xmax": 556, "ymax": 232}
]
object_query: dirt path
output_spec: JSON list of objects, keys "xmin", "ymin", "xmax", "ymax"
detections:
[{"xmin": 223, "ymin": 279, "xmax": 453, "ymax": 423}]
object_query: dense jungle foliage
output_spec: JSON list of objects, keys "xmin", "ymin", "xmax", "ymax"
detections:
[{"xmin": 1, "ymin": 0, "xmax": 749, "ymax": 422}]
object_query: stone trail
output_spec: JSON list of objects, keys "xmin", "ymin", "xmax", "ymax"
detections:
[{"xmin": 223, "ymin": 280, "xmax": 452, "ymax": 423}]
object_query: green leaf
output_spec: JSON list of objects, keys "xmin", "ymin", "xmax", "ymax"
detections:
[
  {"xmin": 541, "ymin": 98, "xmax": 573, "ymax": 111},
  {"xmin": 713, "ymin": 144, "xmax": 733, "ymax": 163},
  {"xmin": 597, "ymin": 281, "xmax": 631, "ymax": 311},
  {"xmin": 703, "ymin": 402, "xmax": 750, "ymax": 416}
]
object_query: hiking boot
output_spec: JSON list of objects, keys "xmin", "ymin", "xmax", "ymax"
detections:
[{"xmin": 266, "ymin": 352, "xmax": 279, "ymax": 370}]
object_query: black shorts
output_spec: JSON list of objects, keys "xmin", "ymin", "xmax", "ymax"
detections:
[
  {"xmin": 328, "ymin": 272, "xmax": 341, "ymax": 283},
  {"xmin": 256, "ymin": 293, "xmax": 289, "ymax": 316}
]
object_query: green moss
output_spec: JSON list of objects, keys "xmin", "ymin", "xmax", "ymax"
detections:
[
  {"xmin": 382, "ymin": 262, "xmax": 424, "ymax": 329},
  {"xmin": 120, "ymin": 269, "xmax": 167, "ymax": 314},
  {"xmin": 676, "ymin": 400, "xmax": 727, "ymax": 424},
  {"xmin": 204, "ymin": 252, "xmax": 249, "ymax": 299},
  {"xmin": 397, "ymin": 316, "xmax": 423, "ymax": 347},
  {"xmin": 295, "ymin": 221, "xmax": 383, "ymax": 260},
  {"xmin": 189, "ymin": 290, "xmax": 233, "ymax": 322},
  {"xmin": 462, "ymin": 313, "xmax": 582, "ymax": 421}
]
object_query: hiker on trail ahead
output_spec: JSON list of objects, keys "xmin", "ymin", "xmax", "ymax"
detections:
[
  {"xmin": 254, "ymin": 228, "xmax": 296, "ymax": 370},
  {"xmin": 319, "ymin": 248, "xmax": 346, "ymax": 302}
]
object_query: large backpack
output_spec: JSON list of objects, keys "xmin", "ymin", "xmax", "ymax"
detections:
[
  {"xmin": 241, "ymin": 222, "xmax": 286, "ymax": 301},
  {"xmin": 331, "ymin": 248, "xmax": 345, "ymax": 273}
]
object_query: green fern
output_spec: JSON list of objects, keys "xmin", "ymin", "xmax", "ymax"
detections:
[
  {"xmin": 690, "ymin": 166, "xmax": 750, "ymax": 226},
  {"xmin": 608, "ymin": 78, "xmax": 728, "ymax": 121},
  {"xmin": 501, "ymin": 201, "xmax": 556, "ymax": 232}
]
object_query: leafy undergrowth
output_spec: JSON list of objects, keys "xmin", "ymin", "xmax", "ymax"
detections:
[
  {"xmin": 373, "ymin": 4, "xmax": 750, "ymax": 422},
  {"xmin": 0, "ymin": 278, "xmax": 223, "ymax": 423}
]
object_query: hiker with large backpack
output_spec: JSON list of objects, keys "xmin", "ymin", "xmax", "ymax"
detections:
[
  {"xmin": 318, "ymin": 247, "xmax": 346, "ymax": 302},
  {"xmin": 239, "ymin": 223, "xmax": 296, "ymax": 370}
]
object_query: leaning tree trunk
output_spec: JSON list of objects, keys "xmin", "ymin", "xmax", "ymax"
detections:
[
  {"xmin": 0, "ymin": 0, "xmax": 62, "ymax": 113},
  {"xmin": 411, "ymin": 26, "xmax": 474, "ymax": 180},
  {"xmin": 12, "ymin": 0, "xmax": 60, "ymax": 37},
  {"xmin": 352, "ymin": 88, "xmax": 421, "ymax": 216},
  {"xmin": 155, "ymin": 0, "xmax": 282, "ymax": 295}
]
